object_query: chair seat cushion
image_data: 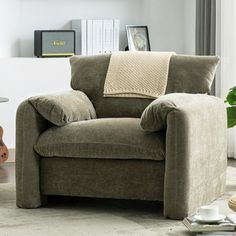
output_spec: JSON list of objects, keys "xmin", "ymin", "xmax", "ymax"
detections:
[{"xmin": 34, "ymin": 118, "xmax": 165, "ymax": 161}]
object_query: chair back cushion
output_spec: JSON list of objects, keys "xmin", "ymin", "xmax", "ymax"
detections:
[
  {"xmin": 70, "ymin": 54, "xmax": 219, "ymax": 118},
  {"xmin": 165, "ymin": 54, "xmax": 219, "ymax": 94}
]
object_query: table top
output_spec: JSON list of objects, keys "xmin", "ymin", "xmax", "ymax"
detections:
[{"xmin": 0, "ymin": 97, "xmax": 9, "ymax": 103}]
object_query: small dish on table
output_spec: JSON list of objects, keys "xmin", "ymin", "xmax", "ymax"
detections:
[{"xmin": 193, "ymin": 214, "xmax": 226, "ymax": 223}]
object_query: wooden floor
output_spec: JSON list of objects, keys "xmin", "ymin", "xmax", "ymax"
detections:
[{"xmin": 1, "ymin": 159, "xmax": 236, "ymax": 185}]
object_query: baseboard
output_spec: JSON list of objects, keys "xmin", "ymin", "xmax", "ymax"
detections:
[
  {"xmin": 228, "ymin": 152, "xmax": 235, "ymax": 159},
  {"xmin": 7, "ymin": 148, "xmax": 15, "ymax": 163}
]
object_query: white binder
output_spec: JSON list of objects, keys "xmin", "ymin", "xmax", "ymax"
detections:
[
  {"xmin": 113, "ymin": 19, "xmax": 120, "ymax": 52},
  {"xmin": 71, "ymin": 19, "xmax": 120, "ymax": 56},
  {"xmin": 87, "ymin": 20, "xmax": 93, "ymax": 55},
  {"xmin": 81, "ymin": 20, "xmax": 87, "ymax": 55},
  {"xmin": 92, "ymin": 20, "xmax": 103, "ymax": 55},
  {"xmin": 103, "ymin": 20, "xmax": 114, "ymax": 54},
  {"xmin": 71, "ymin": 19, "xmax": 87, "ymax": 55}
]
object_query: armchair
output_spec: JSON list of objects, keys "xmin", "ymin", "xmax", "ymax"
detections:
[{"xmin": 16, "ymin": 54, "xmax": 227, "ymax": 219}]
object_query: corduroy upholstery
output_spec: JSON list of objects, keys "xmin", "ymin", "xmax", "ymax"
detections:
[
  {"xmin": 70, "ymin": 54, "xmax": 219, "ymax": 118},
  {"xmin": 35, "ymin": 118, "xmax": 166, "ymax": 161},
  {"xmin": 16, "ymin": 54, "xmax": 226, "ymax": 220},
  {"xmin": 40, "ymin": 158, "xmax": 165, "ymax": 201},
  {"xmin": 29, "ymin": 90, "xmax": 96, "ymax": 126}
]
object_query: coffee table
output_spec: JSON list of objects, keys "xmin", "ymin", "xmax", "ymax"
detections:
[{"xmin": 0, "ymin": 97, "xmax": 9, "ymax": 165}]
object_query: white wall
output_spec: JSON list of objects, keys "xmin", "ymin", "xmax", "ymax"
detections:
[
  {"xmin": 0, "ymin": 58, "xmax": 71, "ymax": 148},
  {"xmin": 0, "ymin": 0, "xmax": 20, "ymax": 57},
  {"xmin": 141, "ymin": 0, "xmax": 186, "ymax": 53},
  {"xmin": 141, "ymin": 0, "xmax": 196, "ymax": 54},
  {"xmin": 0, "ymin": 0, "xmax": 196, "ymax": 57},
  {"xmin": 19, "ymin": 0, "xmax": 143, "ymax": 57},
  {"xmin": 183, "ymin": 0, "xmax": 196, "ymax": 54}
]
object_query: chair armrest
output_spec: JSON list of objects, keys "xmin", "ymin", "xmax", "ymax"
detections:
[
  {"xmin": 141, "ymin": 93, "xmax": 225, "ymax": 132},
  {"xmin": 29, "ymin": 90, "xmax": 96, "ymax": 126},
  {"xmin": 153, "ymin": 94, "xmax": 227, "ymax": 219},
  {"xmin": 16, "ymin": 100, "xmax": 52, "ymax": 208}
]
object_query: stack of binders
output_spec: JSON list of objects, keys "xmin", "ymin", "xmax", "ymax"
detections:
[{"xmin": 71, "ymin": 19, "xmax": 119, "ymax": 56}]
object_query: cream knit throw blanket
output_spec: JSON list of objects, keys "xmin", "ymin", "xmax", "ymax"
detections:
[{"xmin": 103, "ymin": 51, "xmax": 175, "ymax": 98}]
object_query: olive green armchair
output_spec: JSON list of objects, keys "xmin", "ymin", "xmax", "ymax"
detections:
[{"xmin": 16, "ymin": 54, "xmax": 227, "ymax": 219}]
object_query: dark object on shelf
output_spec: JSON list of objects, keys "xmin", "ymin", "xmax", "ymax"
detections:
[
  {"xmin": 34, "ymin": 30, "xmax": 75, "ymax": 57},
  {"xmin": 126, "ymin": 25, "xmax": 151, "ymax": 51}
]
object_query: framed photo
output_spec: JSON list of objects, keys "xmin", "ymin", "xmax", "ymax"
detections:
[{"xmin": 126, "ymin": 25, "xmax": 151, "ymax": 51}]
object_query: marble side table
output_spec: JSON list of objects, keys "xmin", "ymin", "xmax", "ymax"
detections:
[{"xmin": 0, "ymin": 97, "xmax": 9, "ymax": 165}]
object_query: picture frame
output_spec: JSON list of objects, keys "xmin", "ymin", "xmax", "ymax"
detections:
[{"xmin": 126, "ymin": 25, "xmax": 151, "ymax": 51}]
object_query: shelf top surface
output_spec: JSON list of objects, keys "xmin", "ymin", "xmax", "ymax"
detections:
[{"xmin": 0, "ymin": 97, "xmax": 9, "ymax": 103}]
